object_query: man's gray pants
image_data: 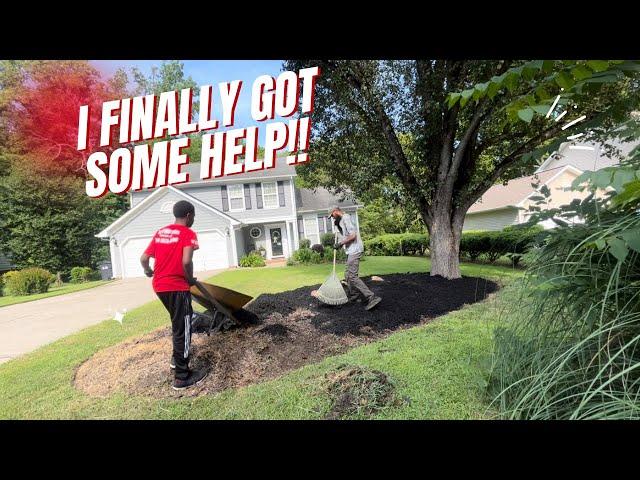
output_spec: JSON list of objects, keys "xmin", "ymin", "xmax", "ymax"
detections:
[{"xmin": 345, "ymin": 252, "xmax": 374, "ymax": 301}]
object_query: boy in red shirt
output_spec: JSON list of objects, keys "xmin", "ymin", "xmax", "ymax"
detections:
[{"xmin": 140, "ymin": 200, "xmax": 208, "ymax": 390}]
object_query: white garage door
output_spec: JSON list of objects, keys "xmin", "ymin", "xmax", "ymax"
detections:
[
  {"xmin": 120, "ymin": 231, "xmax": 229, "ymax": 278},
  {"xmin": 193, "ymin": 231, "xmax": 229, "ymax": 271},
  {"xmin": 121, "ymin": 237, "xmax": 153, "ymax": 278}
]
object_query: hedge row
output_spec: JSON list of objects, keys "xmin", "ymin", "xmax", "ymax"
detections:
[
  {"xmin": 364, "ymin": 226, "xmax": 547, "ymax": 265},
  {"xmin": 364, "ymin": 233, "xmax": 429, "ymax": 256}
]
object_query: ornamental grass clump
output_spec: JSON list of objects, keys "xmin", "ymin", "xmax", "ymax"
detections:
[{"xmin": 488, "ymin": 137, "xmax": 640, "ymax": 419}]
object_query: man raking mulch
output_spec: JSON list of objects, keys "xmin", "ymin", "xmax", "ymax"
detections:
[{"xmin": 315, "ymin": 206, "xmax": 382, "ymax": 311}]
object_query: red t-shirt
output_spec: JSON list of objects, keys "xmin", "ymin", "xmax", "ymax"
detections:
[{"xmin": 144, "ymin": 224, "xmax": 199, "ymax": 292}]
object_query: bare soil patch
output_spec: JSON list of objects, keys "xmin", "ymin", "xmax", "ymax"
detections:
[{"xmin": 75, "ymin": 273, "xmax": 497, "ymax": 399}]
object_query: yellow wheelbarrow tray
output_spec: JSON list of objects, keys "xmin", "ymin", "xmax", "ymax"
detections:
[{"xmin": 190, "ymin": 280, "xmax": 254, "ymax": 326}]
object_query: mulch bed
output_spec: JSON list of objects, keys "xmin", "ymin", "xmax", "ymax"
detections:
[{"xmin": 74, "ymin": 273, "xmax": 498, "ymax": 399}]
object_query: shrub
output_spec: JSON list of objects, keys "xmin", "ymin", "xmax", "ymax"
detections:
[
  {"xmin": 459, "ymin": 231, "xmax": 490, "ymax": 261},
  {"xmin": 300, "ymin": 238, "xmax": 311, "ymax": 249},
  {"xmin": 4, "ymin": 268, "xmax": 55, "ymax": 296},
  {"xmin": 292, "ymin": 246, "xmax": 340, "ymax": 265},
  {"xmin": 293, "ymin": 247, "xmax": 313, "ymax": 264},
  {"xmin": 364, "ymin": 233, "xmax": 429, "ymax": 256},
  {"xmin": 459, "ymin": 226, "xmax": 548, "ymax": 264},
  {"xmin": 309, "ymin": 250, "xmax": 323, "ymax": 264},
  {"xmin": 70, "ymin": 266, "xmax": 98, "ymax": 283},
  {"xmin": 321, "ymin": 245, "xmax": 347, "ymax": 262},
  {"xmin": 2, "ymin": 270, "xmax": 19, "ymax": 295},
  {"xmin": 320, "ymin": 232, "xmax": 335, "ymax": 247},
  {"xmin": 239, "ymin": 252, "xmax": 266, "ymax": 267},
  {"xmin": 363, "ymin": 227, "xmax": 545, "ymax": 264},
  {"xmin": 0, "ymin": 274, "xmax": 3, "ymax": 297}
]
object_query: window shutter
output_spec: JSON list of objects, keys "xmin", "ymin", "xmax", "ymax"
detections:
[
  {"xmin": 255, "ymin": 183, "xmax": 263, "ymax": 209},
  {"xmin": 318, "ymin": 215, "xmax": 325, "ymax": 234},
  {"xmin": 326, "ymin": 217, "xmax": 333, "ymax": 233},
  {"xmin": 297, "ymin": 218, "xmax": 304, "ymax": 239},
  {"xmin": 277, "ymin": 181, "xmax": 286, "ymax": 207},
  {"xmin": 221, "ymin": 186, "xmax": 229, "ymax": 212},
  {"xmin": 244, "ymin": 184, "xmax": 251, "ymax": 210}
]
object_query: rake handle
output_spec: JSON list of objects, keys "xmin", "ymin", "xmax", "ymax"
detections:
[{"xmin": 333, "ymin": 231, "xmax": 338, "ymax": 275}]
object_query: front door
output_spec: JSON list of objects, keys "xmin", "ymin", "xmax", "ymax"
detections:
[{"xmin": 269, "ymin": 227, "xmax": 283, "ymax": 257}]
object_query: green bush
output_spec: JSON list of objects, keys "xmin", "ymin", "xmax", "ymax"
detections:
[
  {"xmin": 70, "ymin": 266, "xmax": 98, "ymax": 283},
  {"xmin": 364, "ymin": 233, "xmax": 429, "ymax": 256},
  {"xmin": 459, "ymin": 231, "xmax": 490, "ymax": 261},
  {"xmin": 239, "ymin": 252, "xmax": 266, "ymax": 268},
  {"xmin": 322, "ymin": 246, "xmax": 347, "ymax": 262},
  {"xmin": 293, "ymin": 247, "xmax": 323, "ymax": 264},
  {"xmin": 0, "ymin": 274, "xmax": 3, "ymax": 297},
  {"xmin": 293, "ymin": 247, "xmax": 312, "ymax": 264},
  {"xmin": 299, "ymin": 238, "xmax": 311, "ymax": 249},
  {"xmin": 309, "ymin": 251, "xmax": 323, "ymax": 264},
  {"xmin": 320, "ymin": 232, "xmax": 335, "ymax": 247},
  {"xmin": 291, "ymin": 246, "xmax": 341, "ymax": 265},
  {"xmin": 459, "ymin": 226, "xmax": 547, "ymax": 264},
  {"xmin": 363, "ymin": 227, "xmax": 546, "ymax": 264},
  {"xmin": 2, "ymin": 271, "xmax": 18, "ymax": 295},
  {"xmin": 3, "ymin": 268, "xmax": 55, "ymax": 296}
]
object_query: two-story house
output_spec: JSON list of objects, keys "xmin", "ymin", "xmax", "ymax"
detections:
[{"xmin": 96, "ymin": 162, "xmax": 363, "ymax": 278}]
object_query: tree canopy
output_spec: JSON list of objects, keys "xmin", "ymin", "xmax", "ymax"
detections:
[
  {"xmin": 285, "ymin": 60, "xmax": 640, "ymax": 277},
  {"xmin": 0, "ymin": 60, "xmax": 198, "ymax": 274}
]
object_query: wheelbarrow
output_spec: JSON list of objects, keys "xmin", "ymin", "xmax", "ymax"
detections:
[{"xmin": 189, "ymin": 280, "xmax": 254, "ymax": 336}]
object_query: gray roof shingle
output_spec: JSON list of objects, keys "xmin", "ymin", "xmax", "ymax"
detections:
[
  {"xmin": 183, "ymin": 159, "xmax": 297, "ymax": 185},
  {"xmin": 295, "ymin": 187, "xmax": 360, "ymax": 213}
]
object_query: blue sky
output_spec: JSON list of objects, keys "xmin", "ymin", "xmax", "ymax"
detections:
[{"xmin": 90, "ymin": 60, "xmax": 286, "ymax": 145}]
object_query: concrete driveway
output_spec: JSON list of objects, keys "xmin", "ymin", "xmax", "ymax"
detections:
[{"xmin": 0, "ymin": 269, "xmax": 224, "ymax": 364}]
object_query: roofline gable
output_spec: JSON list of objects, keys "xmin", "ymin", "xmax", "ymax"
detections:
[
  {"xmin": 515, "ymin": 164, "xmax": 583, "ymax": 208},
  {"xmin": 469, "ymin": 165, "xmax": 583, "ymax": 214},
  {"xmin": 96, "ymin": 185, "xmax": 240, "ymax": 238}
]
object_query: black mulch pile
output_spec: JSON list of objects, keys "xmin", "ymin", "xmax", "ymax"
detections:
[{"xmin": 236, "ymin": 272, "xmax": 498, "ymax": 336}]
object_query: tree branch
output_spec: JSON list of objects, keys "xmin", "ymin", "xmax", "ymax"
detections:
[
  {"xmin": 343, "ymin": 61, "xmax": 432, "ymax": 224},
  {"xmin": 459, "ymin": 123, "xmax": 565, "ymax": 213}
]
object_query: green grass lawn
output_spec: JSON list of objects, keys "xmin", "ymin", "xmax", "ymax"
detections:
[
  {"xmin": 0, "ymin": 280, "xmax": 111, "ymax": 308},
  {"xmin": 0, "ymin": 256, "xmax": 522, "ymax": 419}
]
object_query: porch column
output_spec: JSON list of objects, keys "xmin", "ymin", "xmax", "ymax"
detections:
[{"xmin": 291, "ymin": 219, "xmax": 299, "ymax": 251}]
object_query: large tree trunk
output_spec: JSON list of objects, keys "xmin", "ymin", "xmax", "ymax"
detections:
[{"xmin": 428, "ymin": 210, "xmax": 464, "ymax": 279}]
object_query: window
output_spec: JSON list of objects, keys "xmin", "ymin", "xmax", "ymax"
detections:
[
  {"xmin": 303, "ymin": 214, "xmax": 320, "ymax": 245},
  {"xmin": 250, "ymin": 227, "xmax": 262, "ymax": 239},
  {"xmin": 228, "ymin": 184, "xmax": 245, "ymax": 211},
  {"xmin": 261, "ymin": 182, "xmax": 279, "ymax": 209}
]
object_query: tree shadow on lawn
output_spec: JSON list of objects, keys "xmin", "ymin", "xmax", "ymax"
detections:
[{"xmin": 74, "ymin": 273, "xmax": 498, "ymax": 400}]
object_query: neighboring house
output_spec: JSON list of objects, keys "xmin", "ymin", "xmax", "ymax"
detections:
[
  {"xmin": 96, "ymin": 162, "xmax": 363, "ymax": 278},
  {"xmin": 0, "ymin": 252, "xmax": 14, "ymax": 275},
  {"xmin": 463, "ymin": 138, "xmax": 637, "ymax": 231}
]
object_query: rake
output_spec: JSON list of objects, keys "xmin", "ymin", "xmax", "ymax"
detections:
[{"xmin": 315, "ymin": 232, "xmax": 348, "ymax": 306}]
